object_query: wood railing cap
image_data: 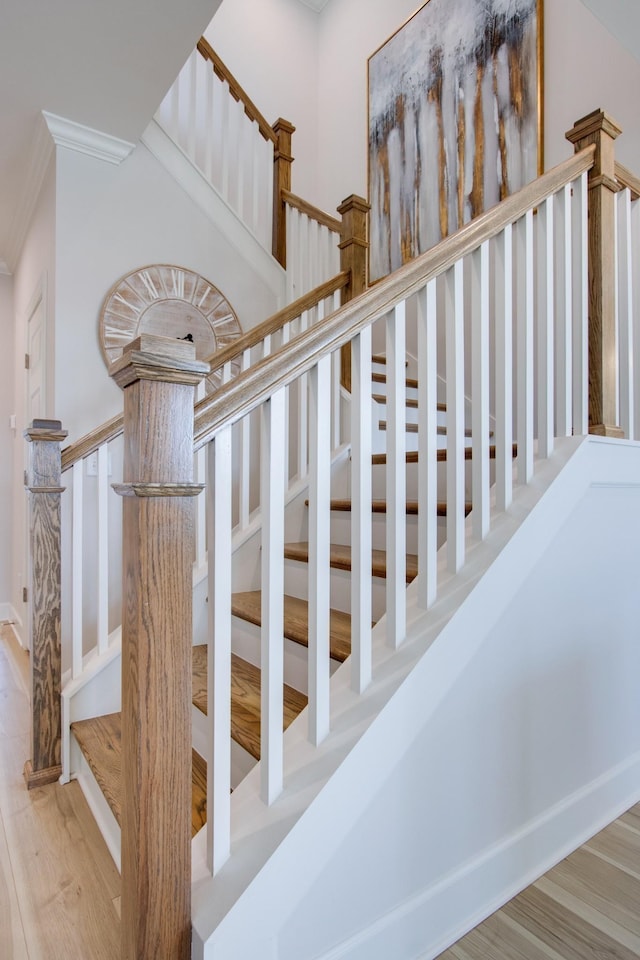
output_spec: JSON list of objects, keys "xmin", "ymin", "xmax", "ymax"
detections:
[
  {"xmin": 337, "ymin": 194, "xmax": 371, "ymax": 215},
  {"xmin": 110, "ymin": 335, "xmax": 210, "ymax": 390},
  {"xmin": 566, "ymin": 109, "xmax": 622, "ymax": 144},
  {"xmin": 25, "ymin": 420, "xmax": 68, "ymax": 443}
]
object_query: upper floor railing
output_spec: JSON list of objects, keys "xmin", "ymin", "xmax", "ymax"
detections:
[{"xmin": 154, "ymin": 38, "xmax": 343, "ymax": 300}]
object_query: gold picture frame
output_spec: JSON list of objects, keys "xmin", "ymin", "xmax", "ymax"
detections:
[{"xmin": 368, "ymin": 0, "xmax": 544, "ymax": 282}]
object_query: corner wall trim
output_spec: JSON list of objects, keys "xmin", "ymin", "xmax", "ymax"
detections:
[{"xmin": 42, "ymin": 111, "xmax": 135, "ymax": 165}]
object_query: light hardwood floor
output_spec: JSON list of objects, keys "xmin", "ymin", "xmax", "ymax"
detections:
[
  {"xmin": 436, "ymin": 806, "xmax": 640, "ymax": 959},
  {"xmin": 0, "ymin": 623, "xmax": 120, "ymax": 960},
  {"xmin": 2, "ymin": 621, "xmax": 639, "ymax": 960}
]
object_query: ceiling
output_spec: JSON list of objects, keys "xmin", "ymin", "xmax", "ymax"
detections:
[
  {"xmin": 0, "ymin": 0, "xmax": 638, "ymax": 274},
  {"xmin": 0, "ymin": 0, "xmax": 221, "ymax": 273}
]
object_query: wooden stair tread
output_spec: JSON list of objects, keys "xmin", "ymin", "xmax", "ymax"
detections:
[
  {"xmin": 372, "ymin": 443, "xmax": 517, "ymax": 465},
  {"xmin": 232, "ymin": 591, "xmax": 352, "ymax": 662},
  {"xmin": 371, "ymin": 354, "xmax": 409, "ymax": 368},
  {"xmin": 284, "ymin": 541, "xmax": 418, "ymax": 583},
  {"xmin": 378, "ymin": 421, "xmax": 475, "ymax": 436},
  {"xmin": 372, "ymin": 393, "xmax": 446, "ymax": 412},
  {"xmin": 372, "ymin": 371, "xmax": 418, "ymax": 389},
  {"xmin": 192, "ymin": 646, "xmax": 307, "ymax": 761},
  {"xmin": 71, "ymin": 713, "xmax": 207, "ymax": 837},
  {"xmin": 328, "ymin": 499, "xmax": 472, "ymax": 517}
]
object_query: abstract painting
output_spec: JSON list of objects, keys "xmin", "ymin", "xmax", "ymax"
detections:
[{"xmin": 368, "ymin": 0, "xmax": 542, "ymax": 282}]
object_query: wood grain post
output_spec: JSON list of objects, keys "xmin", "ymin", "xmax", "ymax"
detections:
[
  {"xmin": 272, "ymin": 118, "xmax": 296, "ymax": 268},
  {"xmin": 110, "ymin": 335, "xmax": 208, "ymax": 960},
  {"xmin": 23, "ymin": 419, "xmax": 68, "ymax": 790},
  {"xmin": 566, "ymin": 109, "xmax": 624, "ymax": 437},
  {"xmin": 338, "ymin": 194, "xmax": 370, "ymax": 391}
]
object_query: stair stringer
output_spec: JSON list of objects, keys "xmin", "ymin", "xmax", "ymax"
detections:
[{"xmin": 192, "ymin": 436, "xmax": 640, "ymax": 960}]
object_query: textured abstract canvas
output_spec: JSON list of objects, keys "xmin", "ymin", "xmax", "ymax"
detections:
[{"xmin": 369, "ymin": 0, "xmax": 542, "ymax": 282}]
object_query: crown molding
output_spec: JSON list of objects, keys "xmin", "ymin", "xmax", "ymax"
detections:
[
  {"xmin": 5, "ymin": 113, "xmax": 54, "ymax": 272},
  {"xmin": 42, "ymin": 111, "xmax": 136, "ymax": 165},
  {"xmin": 297, "ymin": 0, "xmax": 330, "ymax": 10}
]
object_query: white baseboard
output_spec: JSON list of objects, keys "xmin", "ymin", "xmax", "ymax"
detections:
[
  {"xmin": 316, "ymin": 752, "xmax": 640, "ymax": 960},
  {"xmin": 0, "ymin": 604, "xmax": 24, "ymax": 642},
  {"xmin": 71, "ymin": 738, "xmax": 121, "ymax": 873}
]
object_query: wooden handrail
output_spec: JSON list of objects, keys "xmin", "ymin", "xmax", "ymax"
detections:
[
  {"xmin": 60, "ymin": 274, "xmax": 350, "ymax": 472},
  {"xmin": 194, "ymin": 146, "xmax": 596, "ymax": 450},
  {"xmin": 206, "ymin": 271, "xmax": 350, "ymax": 376},
  {"xmin": 282, "ymin": 190, "xmax": 342, "ymax": 233},
  {"xmin": 615, "ymin": 161, "xmax": 640, "ymax": 201},
  {"xmin": 196, "ymin": 37, "xmax": 277, "ymax": 145},
  {"xmin": 61, "ymin": 412, "xmax": 124, "ymax": 473}
]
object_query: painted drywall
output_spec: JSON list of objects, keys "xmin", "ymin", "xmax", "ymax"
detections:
[
  {"xmin": 54, "ymin": 141, "xmax": 282, "ymax": 442},
  {"xmin": 279, "ymin": 478, "xmax": 640, "ymax": 960},
  {"xmin": 0, "ymin": 274, "xmax": 14, "ymax": 617},
  {"xmin": 206, "ymin": 0, "xmax": 320, "ymax": 210},
  {"xmin": 10, "ymin": 159, "xmax": 56, "ymax": 643}
]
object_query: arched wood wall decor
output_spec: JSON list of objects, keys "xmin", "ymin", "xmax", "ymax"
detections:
[{"xmin": 99, "ymin": 264, "xmax": 242, "ymax": 391}]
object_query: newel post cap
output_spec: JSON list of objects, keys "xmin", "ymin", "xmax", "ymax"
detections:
[
  {"xmin": 109, "ymin": 334, "xmax": 210, "ymax": 390},
  {"xmin": 566, "ymin": 109, "xmax": 622, "ymax": 146},
  {"xmin": 24, "ymin": 419, "xmax": 68, "ymax": 443}
]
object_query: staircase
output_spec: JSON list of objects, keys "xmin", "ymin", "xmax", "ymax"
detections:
[{"xmin": 20, "ymin": 55, "xmax": 640, "ymax": 959}]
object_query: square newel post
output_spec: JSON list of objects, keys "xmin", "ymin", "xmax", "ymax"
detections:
[
  {"xmin": 338, "ymin": 194, "xmax": 370, "ymax": 391},
  {"xmin": 566, "ymin": 109, "xmax": 624, "ymax": 437},
  {"xmin": 24, "ymin": 418, "xmax": 68, "ymax": 789},
  {"xmin": 110, "ymin": 335, "xmax": 209, "ymax": 960},
  {"xmin": 272, "ymin": 118, "xmax": 295, "ymax": 268}
]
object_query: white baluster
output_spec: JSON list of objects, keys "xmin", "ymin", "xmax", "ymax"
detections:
[
  {"xmin": 631, "ymin": 194, "xmax": 640, "ymax": 441},
  {"xmin": 203, "ymin": 63, "xmax": 215, "ymax": 184},
  {"xmin": 617, "ymin": 188, "xmax": 634, "ymax": 439},
  {"xmin": 537, "ymin": 197, "xmax": 555, "ymax": 459},
  {"xmin": 386, "ymin": 302, "xmax": 406, "ymax": 648},
  {"xmin": 265, "ymin": 137, "xmax": 274, "ymax": 255},
  {"xmin": 96, "ymin": 444, "xmax": 109, "ymax": 657},
  {"xmin": 445, "ymin": 261, "xmax": 465, "ymax": 573},
  {"xmin": 186, "ymin": 49, "xmax": 198, "ymax": 162},
  {"xmin": 220, "ymin": 80, "xmax": 230, "ymax": 203},
  {"xmin": 331, "ymin": 345, "xmax": 341, "ymax": 451},
  {"xmin": 554, "ymin": 184, "xmax": 573, "ymax": 437},
  {"xmin": 260, "ymin": 389, "xmax": 286, "ymax": 805},
  {"xmin": 239, "ymin": 347, "xmax": 252, "ymax": 528},
  {"xmin": 516, "ymin": 210, "xmax": 534, "ymax": 483},
  {"xmin": 72, "ymin": 460, "xmax": 84, "ymax": 679},
  {"xmin": 350, "ymin": 327, "xmax": 372, "ymax": 693},
  {"xmin": 206, "ymin": 427, "xmax": 232, "ymax": 874},
  {"xmin": 495, "ymin": 224, "xmax": 514, "ymax": 511},
  {"xmin": 417, "ymin": 279, "xmax": 438, "ymax": 607},
  {"xmin": 251, "ymin": 127, "xmax": 260, "ymax": 239},
  {"xmin": 572, "ymin": 173, "xmax": 589, "ymax": 436},
  {"xmin": 296, "ymin": 310, "xmax": 308, "ymax": 479},
  {"xmin": 471, "ymin": 241, "xmax": 490, "ymax": 541},
  {"xmin": 308, "ymin": 355, "xmax": 331, "ymax": 745}
]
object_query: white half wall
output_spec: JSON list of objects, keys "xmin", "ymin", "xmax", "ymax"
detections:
[{"xmin": 195, "ymin": 437, "xmax": 640, "ymax": 960}]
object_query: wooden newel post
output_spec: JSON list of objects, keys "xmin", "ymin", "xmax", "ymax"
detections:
[
  {"xmin": 566, "ymin": 109, "xmax": 624, "ymax": 437},
  {"xmin": 338, "ymin": 194, "xmax": 370, "ymax": 391},
  {"xmin": 272, "ymin": 118, "xmax": 296, "ymax": 268},
  {"xmin": 24, "ymin": 418, "xmax": 68, "ymax": 789},
  {"xmin": 110, "ymin": 335, "xmax": 209, "ymax": 960}
]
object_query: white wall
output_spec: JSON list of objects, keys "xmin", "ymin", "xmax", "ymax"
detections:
[
  {"xmin": 54, "ymin": 141, "xmax": 282, "ymax": 442},
  {"xmin": 206, "ymin": 0, "xmax": 320, "ymax": 210},
  {"xmin": 10, "ymin": 160, "xmax": 56, "ymax": 642},
  {"xmin": 0, "ymin": 274, "xmax": 14, "ymax": 616},
  {"xmin": 210, "ymin": 0, "xmax": 640, "ymax": 215}
]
